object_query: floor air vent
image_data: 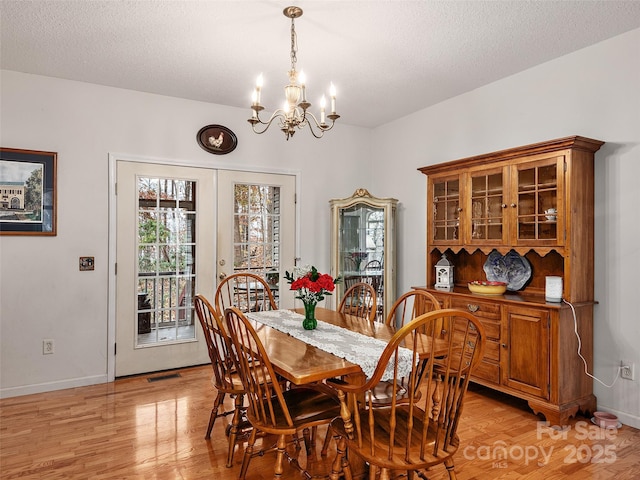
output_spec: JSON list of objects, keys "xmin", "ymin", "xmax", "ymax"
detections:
[{"xmin": 147, "ymin": 373, "xmax": 181, "ymax": 383}]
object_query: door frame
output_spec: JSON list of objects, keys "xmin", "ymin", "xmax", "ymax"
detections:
[{"xmin": 107, "ymin": 152, "xmax": 301, "ymax": 382}]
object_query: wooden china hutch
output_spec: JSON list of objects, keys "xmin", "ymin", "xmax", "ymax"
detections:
[{"xmin": 416, "ymin": 136, "xmax": 604, "ymax": 426}]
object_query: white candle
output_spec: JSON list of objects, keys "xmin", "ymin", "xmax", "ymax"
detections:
[
  {"xmin": 256, "ymin": 73, "xmax": 263, "ymax": 104},
  {"xmin": 330, "ymin": 83, "xmax": 336, "ymax": 114},
  {"xmin": 299, "ymin": 70, "xmax": 306, "ymax": 102},
  {"xmin": 251, "ymin": 89, "xmax": 258, "ymax": 107},
  {"xmin": 320, "ymin": 96, "xmax": 326, "ymax": 124}
]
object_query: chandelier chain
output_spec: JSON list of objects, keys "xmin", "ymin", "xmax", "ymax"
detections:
[{"xmin": 290, "ymin": 16, "xmax": 298, "ymax": 73}]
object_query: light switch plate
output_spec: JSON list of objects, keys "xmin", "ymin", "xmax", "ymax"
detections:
[{"xmin": 79, "ymin": 256, "xmax": 95, "ymax": 271}]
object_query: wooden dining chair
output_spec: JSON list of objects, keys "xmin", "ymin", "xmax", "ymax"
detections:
[
  {"xmin": 224, "ymin": 306, "xmax": 342, "ymax": 480},
  {"xmin": 327, "ymin": 309, "xmax": 486, "ymax": 480},
  {"xmin": 384, "ymin": 289, "xmax": 441, "ymax": 328},
  {"xmin": 364, "ymin": 259, "xmax": 384, "ymax": 320},
  {"xmin": 214, "ymin": 272, "xmax": 277, "ymax": 315},
  {"xmin": 338, "ymin": 281, "xmax": 377, "ymax": 322},
  {"xmin": 357, "ymin": 289, "xmax": 444, "ymax": 406},
  {"xmin": 194, "ymin": 294, "xmax": 249, "ymax": 468},
  {"xmin": 364, "ymin": 259, "xmax": 382, "ymax": 270}
]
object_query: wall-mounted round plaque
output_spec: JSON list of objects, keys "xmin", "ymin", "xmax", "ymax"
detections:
[{"xmin": 197, "ymin": 124, "xmax": 237, "ymax": 155}]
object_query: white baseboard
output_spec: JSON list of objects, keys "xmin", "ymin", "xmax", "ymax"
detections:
[
  {"xmin": 596, "ymin": 405, "xmax": 640, "ymax": 430},
  {"xmin": 0, "ymin": 374, "xmax": 109, "ymax": 399}
]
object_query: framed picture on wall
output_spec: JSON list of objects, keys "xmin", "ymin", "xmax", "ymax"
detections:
[
  {"xmin": 0, "ymin": 148, "xmax": 57, "ymax": 236},
  {"xmin": 196, "ymin": 124, "xmax": 238, "ymax": 155}
]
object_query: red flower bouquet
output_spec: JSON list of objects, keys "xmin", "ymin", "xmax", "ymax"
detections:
[{"xmin": 285, "ymin": 265, "xmax": 339, "ymax": 305}]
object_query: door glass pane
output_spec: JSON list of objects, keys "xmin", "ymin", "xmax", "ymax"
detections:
[
  {"xmin": 232, "ymin": 183, "xmax": 281, "ymax": 306},
  {"xmin": 339, "ymin": 204, "xmax": 384, "ymax": 273},
  {"xmin": 136, "ymin": 177, "xmax": 196, "ymax": 346}
]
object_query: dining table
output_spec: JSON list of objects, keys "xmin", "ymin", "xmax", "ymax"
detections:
[{"xmin": 243, "ymin": 306, "xmax": 448, "ymax": 387}]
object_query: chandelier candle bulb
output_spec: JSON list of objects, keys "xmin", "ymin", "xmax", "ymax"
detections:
[
  {"xmin": 256, "ymin": 74, "xmax": 263, "ymax": 104},
  {"xmin": 320, "ymin": 96, "xmax": 326, "ymax": 124},
  {"xmin": 330, "ymin": 83, "xmax": 336, "ymax": 113},
  {"xmin": 299, "ymin": 71, "xmax": 306, "ymax": 101}
]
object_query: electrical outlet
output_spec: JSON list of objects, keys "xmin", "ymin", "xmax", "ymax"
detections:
[
  {"xmin": 43, "ymin": 339, "xmax": 54, "ymax": 355},
  {"xmin": 620, "ymin": 362, "xmax": 634, "ymax": 381}
]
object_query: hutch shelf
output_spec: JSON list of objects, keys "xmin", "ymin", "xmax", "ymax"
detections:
[{"xmin": 416, "ymin": 136, "xmax": 604, "ymax": 426}]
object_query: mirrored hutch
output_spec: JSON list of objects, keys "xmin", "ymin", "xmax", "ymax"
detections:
[{"xmin": 330, "ymin": 189, "xmax": 397, "ymax": 320}]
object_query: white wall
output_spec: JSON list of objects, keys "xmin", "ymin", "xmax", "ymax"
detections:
[
  {"xmin": 0, "ymin": 71, "xmax": 373, "ymax": 396},
  {"xmin": 1, "ymin": 27, "xmax": 638, "ymax": 428},
  {"xmin": 371, "ymin": 28, "xmax": 640, "ymax": 428}
]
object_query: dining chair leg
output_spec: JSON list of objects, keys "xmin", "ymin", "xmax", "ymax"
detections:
[
  {"xmin": 320, "ymin": 426, "xmax": 333, "ymax": 456},
  {"xmin": 225, "ymin": 393, "xmax": 245, "ymax": 467},
  {"xmin": 329, "ymin": 436, "xmax": 351, "ymax": 480},
  {"xmin": 445, "ymin": 458, "xmax": 458, "ymax": 479},
  {"xmin": 302, "ymin": 427, "xmax": 316, "ymax": 454},
  {"xmin": 292, "ymin": 432, "xmax": 303, "ymax": 451},
  {"xmin": 238, "ymin": 427, "xmax": 258, "ymax": 480},
  {"xmin": 274, "ymin": 434, "xmax": 287, "ymax": 479},
  {"xmin": 205, "ymin": 391, "xmax": 225, "ymax": 439},
  {"xmin": 369, "ymin": 465, "xmax": 377, "ymax": 480}
]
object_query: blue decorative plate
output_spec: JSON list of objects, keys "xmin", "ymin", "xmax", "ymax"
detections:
[{"xmin": 483, "ymin": 250, "xmax": 532, "ymax": 291}]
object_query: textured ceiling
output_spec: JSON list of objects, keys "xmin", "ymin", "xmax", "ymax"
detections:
[{"xmin": 2, "ymin": 1, "xmax": 640, "ymax": 128}]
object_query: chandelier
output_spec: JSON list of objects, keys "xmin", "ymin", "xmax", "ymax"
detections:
[{"xmin": 248, "ymin": 6, "xmax": 339, "ymax": 140}]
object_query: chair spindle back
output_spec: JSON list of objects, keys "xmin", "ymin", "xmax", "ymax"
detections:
[{"xmin": 215, "ymin": 272, "xmax": 277, "ymax": 316}]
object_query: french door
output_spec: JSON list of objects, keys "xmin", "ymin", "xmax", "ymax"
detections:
[
  {"xmin": 114, "ymin": 161, "xmax": 296, "ymax": 377},
  {"xmin": 216, "ymin": 170, "xmax": 297, "ymax": 309},
  {"xmin": 115, "ymin": 162, "xmax": 214, "ymax": 376}
]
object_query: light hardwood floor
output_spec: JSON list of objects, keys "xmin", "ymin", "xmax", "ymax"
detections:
[{"xmin": 1, "ymin": 365, "xmax": 639, "ymax": 479}]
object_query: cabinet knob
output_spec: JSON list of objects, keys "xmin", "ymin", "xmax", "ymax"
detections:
[
  {"xmin": 457, "ymin": 207, "xmax": 463, "ymax": 212},
  {"xmin": 467, "ymin": 304, "xmax": 479, "ymax": 313},
  {"xmin": 510, "ymin": 203, "xmax": 517, "ymax": 208},
  {"xmin": 501, "ymin": 203, "xmax": 507, "ymax": 208},
  {"xmin": 502, "ymin": 343, "xmax": 507, "ymax": 348}
]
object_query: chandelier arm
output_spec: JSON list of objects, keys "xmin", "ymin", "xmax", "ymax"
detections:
[
  {"xmin": 300, "ymin": 111, "xmax": 337, "ymax": 138},
  {"xmin": 248, "ymin": 110, "xmax": 288, "ymax": 134}
]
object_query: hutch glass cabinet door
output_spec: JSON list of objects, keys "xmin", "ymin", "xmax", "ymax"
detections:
[
  {"xmin": 511, "ymin": 156, "xmax": 564, "ymax": 246},
  {"xmin": 468, "ymin": 166, "xmax": 508, "ymax": 244},
  {"xmin": 330, "ymin": 189, "xmax": 397, "ymax": 322},
  {"xmin": 428, "ymin": 174, "xmax": 463, "ymax": 245}
]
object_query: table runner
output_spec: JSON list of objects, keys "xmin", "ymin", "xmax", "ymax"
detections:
[{"xmin": 245, "ymin": 310, "xmax": 415, "ymax": 381}]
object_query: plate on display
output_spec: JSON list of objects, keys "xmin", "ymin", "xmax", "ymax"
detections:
[{"xmin": 483, "ymin": 250, "xmax": 532, "ymax": 291}]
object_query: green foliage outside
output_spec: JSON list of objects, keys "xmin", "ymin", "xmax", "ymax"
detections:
[{"xmin": 24, "ymin": 168, "xmax": 42, "ymax": 220}]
